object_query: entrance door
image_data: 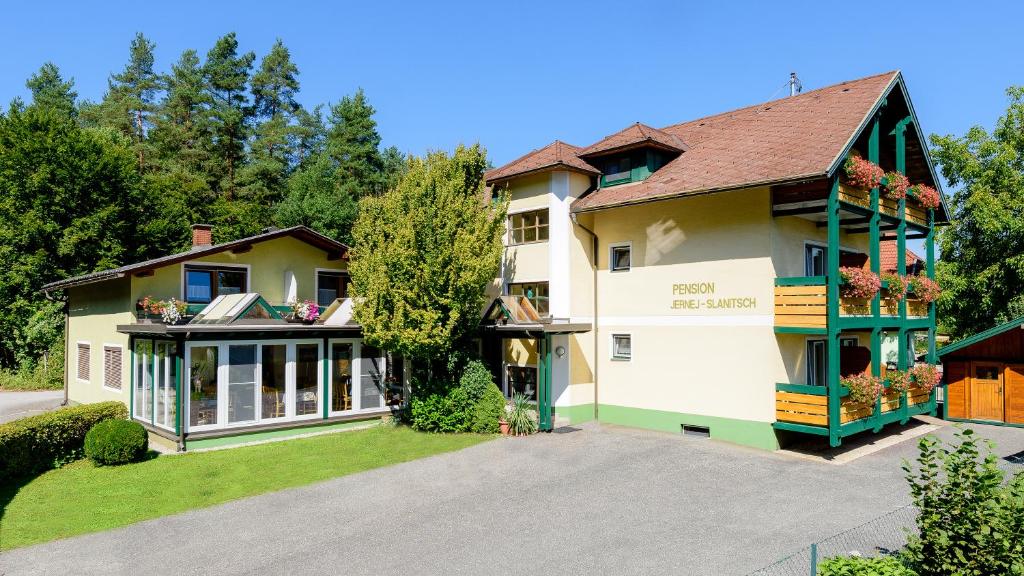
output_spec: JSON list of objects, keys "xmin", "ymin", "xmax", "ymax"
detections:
[
  {"xmin": 1006, "ymin": 365, "xmax": 1024, "ymax": 425},
  {"xmin": 969, "ymin": 362, "xmax": 1004, "ymax": 422}
]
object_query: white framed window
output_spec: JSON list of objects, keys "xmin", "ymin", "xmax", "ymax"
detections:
[
  {"xmin": 503, "ymin": 364, "xmax": 537, "ymax": 401},
  {"xmin": 805, "ymin": 336, "xmax": 859, "ymax": 386},
  {"xmin": 76, "ymin": 342, "xmax": 91, "ymax": 382},
  {"xmin": 609, "ymin": 242, "xmax": 632, "ymax": 272},
  {"xmin": 180, "ymin": 262, "xmax": 250, "ymax": 304},
  {"xmin": 327, "ymin": 339, "xmax": 393, "ymax": 415},
  {"xmin": 315, "ymin": 268, "xmax": 350, "ymax": 308},
  {"xmin": 102, "ymin": 344, "xmax": 123, "ymax": 391},
  {"xmin": 508, "ymin": 209, "xmax": 549, "ymax": 245},
  {"xmin": 611, "ymin": 334, "xmax": 632, "ymax": 361},
  {"xmin": 183, "ymin": 339, "xmax": 323, "ymax": 433}
]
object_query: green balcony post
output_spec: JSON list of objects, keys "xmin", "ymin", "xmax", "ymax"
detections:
[
  {"xmin": 894, "ymin": 117, "xmax": 911, "ymax": 423},
  {"xmin": 869, "ymin": 115, "xmax": 883, "ymax": 430},
  {"xmin": 544, "ymin": 333, "xmax": 553, "ymax": 431},
  {"xmin": 827, "ymin": 177, "xmax": 842, "ymax": 447},
  {"xmin": 927, "ymin": 210, "xmax": 938, "ymax": 414}
]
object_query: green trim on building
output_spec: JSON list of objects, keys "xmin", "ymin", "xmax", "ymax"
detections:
[
  {"xmin": 597, "ymin": 404, "xmax": 779, "ymax": 451},
  {"xmin": 185, "ymin": 418, "xmax": 380, "ymax": 450},
  {"xmin": 554, "ymin": 403, "xmax": 594, "ymax": 424}
]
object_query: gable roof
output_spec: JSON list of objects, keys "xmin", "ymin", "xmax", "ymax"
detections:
[
  {"xmin": 484, "ymin": 140, "xmax": 599, "ymax": 184},
  {"xmin": 572, "ymin": 71, "xmax": 904, "ymax": 212},
  {"xmin": 42, "ymin": 226, "xmax": 348, "ymax": 293},
  {"xmin": 938, "ymin": 316, "xmax": 1024, "ymax": 357},
  {"xmin": 879, "ymin": 240, "xmax": 922, "ymax": 273},
  {"xmin": 577, "ymin": 122, "xmax": 688, "ymax": 158}
]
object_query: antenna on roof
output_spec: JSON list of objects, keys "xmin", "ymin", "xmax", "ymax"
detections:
[{"xmin": 789, "ymin": 72, "xmax": 803, "ymax": 96}]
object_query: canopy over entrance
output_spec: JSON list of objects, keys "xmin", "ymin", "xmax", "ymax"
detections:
[{"xmin": 480, "ymin": 296, "xmax": 591, "ymax": 431}]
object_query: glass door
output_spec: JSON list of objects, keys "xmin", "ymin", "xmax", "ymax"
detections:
[
  {"xmin": 358, "ymin": 345, "xmax": 385, "ymax": 410},
  {"xmin": 227, "ymin": 344, "xmax": 257, "ymax": 424},
  {"xmin": 134, "ymin": 340, "xmax": 153, "ymax": 421},
  {"xmin": 154, "ymin": 342, "xmax": 177, "ymax": 429}
]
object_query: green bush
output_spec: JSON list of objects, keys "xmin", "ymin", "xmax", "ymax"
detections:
[
  {"xmin": 458, "ymin": 360, "xmax": 493, "ymax": 403},
  {"xmin": 819, "ymin": 555, "xmax": 916, "ymax": 576},
  {"xmin": 85, "ymin": 419, "xmax": 148, "ymax": 465},
  {"xmin": 410, "ymin": 387, "xmax": 470, "ymax": 432},
  {"xmin": 0, "ymin": 401, "xmax": 127, "ymax": 481},
  {"xmin": 506, "ymin": 392, "xmax": 537, "ymax": 436},
  {"xmin": 0, "ymin": 342, "xmax": 64, "ymax": 391},
  {"xmin": 902, "ymin": 428, "xmax": 1024, "ymax": 575},
  {"xmin": 471, "ymin": 382, "xmax": 506, "ymax": 433}
]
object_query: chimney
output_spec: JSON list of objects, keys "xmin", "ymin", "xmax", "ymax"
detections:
[
  {"xmin": 191, "ymin": 224, "xmax": 213, "ymax": 248},
  {"xmin": 789, "ymin": 72, "xmax": 802, "ymax": 97}
]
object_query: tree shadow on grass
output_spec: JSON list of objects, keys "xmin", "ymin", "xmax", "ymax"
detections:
[{"xmin": 0, "ymin": 472, "xmax": 39, "ymax": 551}]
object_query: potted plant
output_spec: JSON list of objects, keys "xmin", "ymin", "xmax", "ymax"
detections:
[
  {"xmin": 887, "ymin": 368, "xmax": 911, "ymax": 394},
  {"xmin": 136, "ymin": 296, "xmax": 188, "ymax": 324},
  {"xmin": 843, "ymin": 156, "xmax": 885, "ymax": 190},
  {"xmin": 499, "ymin": 415, "xmax": 510, "ymax": 436},
  {"xmin": 906, "ymin": 274, "xmax": 940, "ymax": 316},
  {"xmin": 909, "ymin": 364, "xmax": 941, "ymax": 393},
  {"xmin": 909, "ymin": 184, "xmax": 941, "ymax": 210},
  {"xmin": 882, "ymin": 171, "xmax": 910, "ymax": 200},
  {"xmin": 505, "ymin": 393, "xmax": 537, "ymax": 436},
  {"xmin": 841, "ymin": 373, "xmax": 884, "ymax": 405},
  {"xmin": 838, "ymin": 267, "xmax": 881, "ymax": 314},
  {"xmin": 289, "ymin": 299, "xmax": 320, "ymax": 324}
]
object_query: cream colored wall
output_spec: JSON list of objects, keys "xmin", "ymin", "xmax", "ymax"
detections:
[
  {"xmin": 132, "ymin": 236, "xmax": 347, "ymax": 305},
  {"xmin": 590, "ymin": 187, "xmax": 789, "ymax": 422},
  {"xmin": 66, "ymin": 279, "xmax": 133, "ymax": 406},
  {"xmin": 503, "ymin": 173, "xmax": 552, "ymax": 286},
  {"xmin": 770, "ymin": 214, "xmax": 870, "ymax": 277}
]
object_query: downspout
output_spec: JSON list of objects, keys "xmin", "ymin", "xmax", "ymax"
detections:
[
  {"xmin": 43, "ymin": 289, "xmax": 70, "ymax": 406},
  {"xmin": 570, "ymin": 208, "xmax": 599, "ymax": 421}
]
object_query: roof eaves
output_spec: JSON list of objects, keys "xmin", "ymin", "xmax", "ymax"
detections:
[{"xmin": 937, "ymin": 315, "xmax": 1024, "ymax": 357}]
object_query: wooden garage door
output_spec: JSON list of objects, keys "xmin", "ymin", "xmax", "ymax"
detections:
[
  {"xmin": 1006, "ymin": 365, "xmax": 1024, "ymax": 425},
  {"xmin": 969, "ymin": 362, "xmax": 1004, "ymax": 422},
  {"xmin": 944, "ymin": 361, "xmax": 968, "ymax": 419}
]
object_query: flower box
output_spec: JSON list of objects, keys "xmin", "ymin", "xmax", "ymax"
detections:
[
  {"xmin": 837, "ymin": 182, "xmax": 872, "ymax": 209},
  {"xmin": 907, "ymin": 298, "xmax": 929, "ymax": 317}
]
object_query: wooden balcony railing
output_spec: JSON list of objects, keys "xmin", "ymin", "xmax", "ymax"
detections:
[
  {"xmin": 837, "ymin": 182, "xmax": 929, "ymax": 227},
  {"xmin": 775, "ymin": 383, "xmax": 935, "ymax": 432}
]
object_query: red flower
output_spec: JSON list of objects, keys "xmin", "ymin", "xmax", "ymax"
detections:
[{"xmin": 843, "ymin": 156, "xmax": 884, "ymax": 189}]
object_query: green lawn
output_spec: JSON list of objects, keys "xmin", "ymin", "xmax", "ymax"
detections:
[{"xmin": 0, "ymin": 425, "xmax": 490, "ymax": 550}]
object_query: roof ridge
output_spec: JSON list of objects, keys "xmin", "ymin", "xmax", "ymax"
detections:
[{"xmin": 660, "ymin": 70, "xmax": 899, "ymax": 131}]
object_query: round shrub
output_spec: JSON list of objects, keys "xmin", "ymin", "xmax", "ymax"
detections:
[
  {"xmin": 458, "ymin": 360, "xmax": 494, "ymax": 403},
  {"xmin": 85, "ymin": 419, "xmax": 148, "ymax": 465},
  {"xmin": 471, "ymin": 382, "xmax": 506, "ymax": 433}
]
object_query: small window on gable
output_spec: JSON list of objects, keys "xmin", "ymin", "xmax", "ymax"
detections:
[
  {"xmin": 611, "ymin": 334, "xmax": 632, "ymax": 361},
  {"xmin": 77, "ymin": 343, "xmax": 90, "ymax": 381},
  {"xmin": 316, "ymin": 271, "xmax": 349, "ymax": 307},
  {"xmin": 610, "ymin": 244, "xmax": 631, "ymax": 272},
  {"xmin": 603, "ymin": 157, "xmax": 632, "ymax": 184}
]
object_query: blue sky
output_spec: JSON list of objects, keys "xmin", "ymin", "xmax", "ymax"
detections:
[{"xmin": 2, "ymin": 1, "xmax": 1021, "ymax": 171}]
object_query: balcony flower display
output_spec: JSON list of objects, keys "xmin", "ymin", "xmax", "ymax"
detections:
[
  {"xmin": 843, "ymin": 156, "xmax": 884, "ymax": 189},
  {"xmin": 907, "ymin": 274, "xmax": 941, "ymax": 303},
  {"xmin": 839, "ymin": 267, "xmax": 881, "ymax": 299},
  {"xmin": 882, "ymin": 171, "xmax": 910, "ymax": 200},
  {"xmin": 290, "ymin": 299, "xmax": 320, "ymax": 323},
  {"xmin": 842, "ymin": 373, "xmax": 884, "ymax": 404},
  {"xmin": 910, "ymin": 184, "xmax": 941, "ymax": 209},
  {"xmin": 887, "ymin": 369, "xmax": 911, "ymax": 394},
  {"xmin": 910, "ymin": 364, "xmax": 941, "ymax": 393},
  {"xmin": 136, "ymin": 296, "xmax": 187, "ymax": 323},
  {"xmin": 881, "ymin": 272, "xmax": 907, "ymax": 301}
]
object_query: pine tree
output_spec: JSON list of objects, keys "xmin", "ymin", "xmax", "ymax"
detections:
[
  {"xmin": 327, "ymin": 89, "xmax": 385, "ymax": 197},
  {"xmin": 150, "ymin": 49, "xmax": 211, "ymax": 176},
  {"xmin": 203, "ymin": 33, "xmax": 254, "ymax": 198},
  {"xmin": 25, "ymin": 63, "xmax": 77, "ymax": 117}
]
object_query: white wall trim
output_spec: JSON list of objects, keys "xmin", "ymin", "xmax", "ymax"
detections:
[
  {"xmin": 548, "ymin": 171, "xmax": 571, "ymax": 318},
  {"xmin": 597, "ymin": 315, "xmax": 773, "ymax": 327}
]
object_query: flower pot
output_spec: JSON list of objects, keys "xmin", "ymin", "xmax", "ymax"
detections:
[{"xmin": 499, "ymin": 420, "xmax": 510, "ymax": 436}]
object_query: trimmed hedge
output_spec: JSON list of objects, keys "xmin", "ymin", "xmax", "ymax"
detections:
[
  {"xmin": 0, "ymin": 401, "xmax": 127, "ymax": 481},
  {"xmin": 85, "ymin": 419, "xmax": 148, "ymax": 465}
]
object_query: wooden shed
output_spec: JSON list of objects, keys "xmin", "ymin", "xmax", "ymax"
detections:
[{"xmin": 939, "ymin": 316, "xmax": 1024, "ymax": 426}]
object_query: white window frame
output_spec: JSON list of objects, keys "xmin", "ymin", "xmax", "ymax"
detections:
[
  {"xmin": 804, "ymin": 336, "xmax": 860, "ymax": 386},
  {"xmin": 152, "ymin": 341, "xmax": 175, "ymax": 430},
  {"xmin": 506, "ymin": 207, "xmax": 550, "ymax": 246},
  {"xmin": 327, "ymin": 338, "xmax": 388, "ymax": 416},
  {"xmin": 183, "ymin": 339, "xmax": 323, "ymax": 433},
  {"xmin": 802, "ymin": 240, "xmax": 865, "ymax": 277},
  {"xmin": 314, "ymin": 267, "xmax": 349, "ymax": 308},
  {"xmin": 101, "ymin": 343, "xmax": 124, "ymax": 393},
  {"xmin": 610, "ymin": 333, "xmax": 633, "ymax": 362},
  {"xmin": 609, "ymin": 241, "xmax": 632, "ymax": 272},
  {"xmin": 179, "ymin": 261, "xmax": 252, "ymax": 303},
  {"xmin": 75, "ymin": 340, "xmax": 91, "ymax": 383}
]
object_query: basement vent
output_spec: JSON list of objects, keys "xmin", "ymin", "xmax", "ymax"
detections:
[{"xmin": 681, "ymin": 424, "xmax": 710, "ymax": 438}]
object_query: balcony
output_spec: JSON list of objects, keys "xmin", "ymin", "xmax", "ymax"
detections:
[
  {"xmin": 775, "ymin": 382, "xmax": 935, "ymax": 439},
  {"xmin": 774, "ymin": 277, "xmax": 930, "ymax": 334}
]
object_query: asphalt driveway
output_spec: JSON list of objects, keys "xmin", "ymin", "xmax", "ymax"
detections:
[
  {"xmin": 0, "ymin": 390, "xmax": 63, "ymax": 424},
  {"xmin": 2, "ymin": 420, "xmax": 1022, "ymax": 575}
]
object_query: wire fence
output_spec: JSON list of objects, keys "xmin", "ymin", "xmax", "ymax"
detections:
[{"xmin": 747, "ymin": 458, "xmax": 1024, "ymax": 576}]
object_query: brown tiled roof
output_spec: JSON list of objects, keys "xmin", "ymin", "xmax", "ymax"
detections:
[
  {"xmin": 572, "ymin": 71, "xmax": 901, "ymax": 212},
  {"xmin": 880, "ymin": 239, "xmax": 922, "ymax": 273},
  {"xmin": 577, "ymin": 122, "xmax": 688, "ymax": 158},
  {"xmin": 485, "ymin": 140, "xmax": 599, "ymax": 184}
]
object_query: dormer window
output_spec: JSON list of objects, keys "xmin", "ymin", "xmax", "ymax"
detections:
[{"xmin": 603, "ymin": 157, "xmax": 632, "ymax": 184}]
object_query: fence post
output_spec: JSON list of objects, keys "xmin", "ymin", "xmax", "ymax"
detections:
[{"xmin": 810, "ymin": 543, "xmax": 817, "ymax": 576}]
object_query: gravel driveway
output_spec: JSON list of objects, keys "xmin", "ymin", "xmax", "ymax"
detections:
[{"xmin": 1, "ymin": 419, "xmax": 1022, "ymax": 575}]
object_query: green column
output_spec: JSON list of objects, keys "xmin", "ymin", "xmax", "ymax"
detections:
[
  {"xmin": 868, "ymin": 115, "xmax": 884, "ymax": 431},
  {"xmin": 538, "ymin": 334, "xmax": 553, "ymax": 431},
  {"xmin": 926, "ymin": 210, "xmax": 938, "ymax": 414},
  {"xmin": 827, "ymin": 176, "xmax": 842, "ymax": 447},
  {"xmin": 894, "ymin": 117, "xmax": 912, "ymax": 423}
]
